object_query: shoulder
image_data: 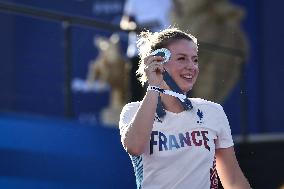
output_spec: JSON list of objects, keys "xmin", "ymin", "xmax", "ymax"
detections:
[
  {"xmin": 122, "ymin": 101, "xmax": 140, "ymax": 110},
  {"xmin": 119, "ymin": 101, "xmax": 141, "ymax": 130},
  {"xmin": 190, "ymin": 98, "xmax": 224, "ymax": 112},
  {"xmin": 121, "ymin": 101, "xmax": 141, "ymax": 114}
]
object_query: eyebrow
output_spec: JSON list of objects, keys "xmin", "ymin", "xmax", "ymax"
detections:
[
  {"xmin": 175, "ymin": 53, "xmax": 187, "ymax": 56},
  {"xmin": 174, "ymin": 53, "xmax": 198, "ymax": 57}
]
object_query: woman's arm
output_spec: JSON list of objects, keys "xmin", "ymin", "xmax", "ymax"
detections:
[
  {"xmin": 121, "ymin": 56, "xmax": 165, "ymax": 156},
  {"xmin": 216, "ymin": 147, "xmax": 251, "ymax": 189},
  {"xmin": 122, "ymin": 90, "xmax": 159, "ymax": 156}
]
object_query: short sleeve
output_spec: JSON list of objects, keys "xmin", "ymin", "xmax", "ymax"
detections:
[
  {"xmin": 119, "ymin": 102, "xmax": 140, "ymax": 136},
  {"xmin": 215, "ymin": 105, "xmax": 234, "ymax": 149}
]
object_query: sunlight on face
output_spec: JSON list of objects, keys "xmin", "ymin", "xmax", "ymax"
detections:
[{"xmin": 164, "ymin": 39, "xmax": 199, "ymax": 93}]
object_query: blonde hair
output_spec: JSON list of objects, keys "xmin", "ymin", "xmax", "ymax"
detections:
[{"xmin": 136, "ymin": 27, "xmax": 198, "ymax": 86}]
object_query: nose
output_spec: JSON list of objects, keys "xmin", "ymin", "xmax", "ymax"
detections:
[{"xmin": 185, "ymin": 60, "xmax": 197, "ymax": 70}]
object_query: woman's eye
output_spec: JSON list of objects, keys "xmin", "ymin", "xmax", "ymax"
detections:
[
  {"xmin": 177, "ymin": 57, "xmax": 185, "ymax": 61},
  {"xmin": 193, "ymin": 59, "xmax": 198, "ymax": 64}
]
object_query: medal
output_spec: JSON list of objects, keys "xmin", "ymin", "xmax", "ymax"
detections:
[{"xmin": 150, "ymin": 48, "xmax": 171, "ymax": 64}]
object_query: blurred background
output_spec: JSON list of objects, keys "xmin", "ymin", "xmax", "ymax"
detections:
[{"xmin": 0, "ymin": 0, "xmax": 283, "ymax": 188}]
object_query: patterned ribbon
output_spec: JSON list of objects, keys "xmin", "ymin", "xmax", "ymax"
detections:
[{"xmin": 147, "ymin": 70, "xmax": 193, "ymax": 120}]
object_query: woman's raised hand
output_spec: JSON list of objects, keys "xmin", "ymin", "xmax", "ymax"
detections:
[{"xmin": 144, "ymin": 55, "xmax": 165, "ymax": 87}]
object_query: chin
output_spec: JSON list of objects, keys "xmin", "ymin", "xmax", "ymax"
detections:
[
  {"xmin": 180, "ymin": 86, "xmax": 192, "ymax": 94},
  {"xmin": 182, "ymin": 82, "xmax": 194, "ymax": 90},
  {"xmin": 175, "ymin": 81, "xmax": 195, "ymax": 93}
]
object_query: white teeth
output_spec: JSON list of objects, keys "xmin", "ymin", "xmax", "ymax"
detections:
[{"xmin": 183, "ymin": 74, "xmax": 193, "ymax": 79}]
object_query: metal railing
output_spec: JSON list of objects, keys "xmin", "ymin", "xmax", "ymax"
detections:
[{"xmin": 0, "ymin": 1, "xmax": 248, "ymax": 139}]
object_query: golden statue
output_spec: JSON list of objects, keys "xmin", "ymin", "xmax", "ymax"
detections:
[
  {"xmin": 172, "ymin": 0, "xmax": 249, "ymax": 103},
  {"xmin": 87, "ymin": 34, "xmax": 130, "ymax": 126}
]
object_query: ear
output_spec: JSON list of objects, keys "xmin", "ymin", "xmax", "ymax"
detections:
[
  {"xmin": 94, "ymin": 36, "xmax": 109, "ymax": 50},
  {"xmin": 110, "ymin": 33, "xmax": 120, "ymax": 44}
]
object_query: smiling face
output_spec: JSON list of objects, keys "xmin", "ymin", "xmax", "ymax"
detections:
[{"xmin": 163, "ymin": 39, "xmax": 199, "ymax": 93}]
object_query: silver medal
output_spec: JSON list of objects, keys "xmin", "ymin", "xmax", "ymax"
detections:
[{"xmin": 150, "ymin": 48, "xmax": 171, "ymax": 64}]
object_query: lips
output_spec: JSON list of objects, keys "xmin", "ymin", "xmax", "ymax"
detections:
[
  {"xmin": 182, "ymin": 74, "xmax": 192, "ymax": 79},
  {"xmin": 181, "ymin": 73, "xmax": 194, "ymax": 80}
]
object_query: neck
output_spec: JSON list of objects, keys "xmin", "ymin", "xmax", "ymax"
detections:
[{"xmin": 161, "ymin": 93, "xmax": 184, "ymax": 113}]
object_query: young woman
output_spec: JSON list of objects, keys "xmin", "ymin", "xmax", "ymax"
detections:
[{"xmin": 119, "ymin": 27, "xmax": 251, "ymax": 189}]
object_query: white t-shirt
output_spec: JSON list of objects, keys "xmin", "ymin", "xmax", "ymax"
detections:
[
  {"xmin": 123, "ymin": 0, "xmax": 173, "ymax": 57},
  {"xmin": 119, "ymin": 98, "xmax": 234, "ymax": 189}
]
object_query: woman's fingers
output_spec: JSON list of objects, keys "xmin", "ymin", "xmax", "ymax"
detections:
[
  {"xmin": 144, "ymin": 55, "xmax": 165, "ymax": 86},
  {"xmin": 144, "ymin": 55, "xmax": 164, "ymax": 71},
  {"xmin": 144, "ymin": 55, "xmax": 164, "ymax": 65},
  {"xmin": 144, "ymin": 62, "xmax": 163, "ymax": 72}
]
